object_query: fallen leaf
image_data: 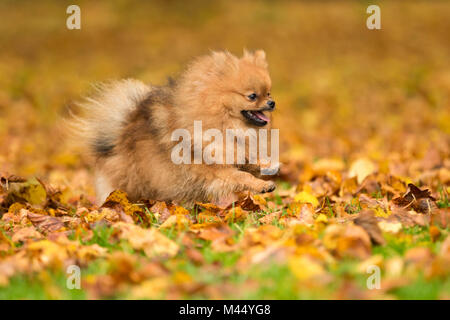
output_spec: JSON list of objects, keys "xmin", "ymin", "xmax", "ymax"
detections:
[
  {"xmin": 113, "ymin": 222, "xmax": 178, "ymax": 258},
  {"xmin": 258, "ymin": 211, "xmax": 281, "ymax": 225},
  {"xmin": 349, "ymin": 158, "xmax": 376, "ymax": 184},
  {"xmin": 224, "ymin": 206, "xmax": 248, "ymax": 223},
  {"xmin": 354, "ymin": 210, "xmax": 385, "ymax": 245},
  {"xmin": 159, "ymin": 214, "xmax": 191, "ymax": 230},
  {"xmin": 0, "ymin": 173, "xmax": 27, "ymax": 189},
  {"xmin": 429, "ymin": 225, "xmax": 441, "ymax": 242},
  {"xmin": 378, "ymin": 220, "xmax": 402, "ymax": 234},
  {"xmin": 26, "ymin": 210, "xmax": 65, "ymax": 233},
  {"xmin": 130, "ymin": 278, "xmax": 169, "ymax": 299},
  {"xmin": 323, "ymin": 224, "xmax": 372, "ymax": 259},
  {"xmin": 231, "ymin": 192, "xmax": 266, "ymax": 211},
  {"xmin": 293, "ymin": 191, "xmax": 319, "ymax": 208},
  {"xmin": 289, "ymin": 255, "xmax": 326, "ymax": 281},
  {"xmin": 11, "ymin": 226, "xmax": 43, "ymax": 243},
  {"xmin": 391, "ymin": 183, "xmax": 436, "ymax": 213},
  {"xmin": 431, "ymin": 208, "xmax": 449, "ymax": 228},
  {"xmin": 198, "ymin": 223, "xmax": 234, "ymax": 242},
  {"xmin": 102, "ymin": 190, "xmax": 150, "ymax": 225}
]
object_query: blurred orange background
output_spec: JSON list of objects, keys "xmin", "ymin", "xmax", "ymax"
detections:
[{"xmin": 0, "ymin": 0, "xmax": 449, "ymax": 194}]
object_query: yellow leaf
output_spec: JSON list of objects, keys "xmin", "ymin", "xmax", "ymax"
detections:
[
  {"xmin": 289, "ymin": 255, "xmax": 325, "ymax": 281},
  {"xmin": 172, "ymin": 271, "xmax": 192, "ymax": 284},
  {"xmin": 357, "ymin": 254, "xmax": 383, "ymax": 273},
  {"xmin": 171, "ymin": 206, "xmax": 190, "ymax": 216},
  {"xmin": 294, "ymin": 191, "xmax": 319, "ymax": 208},
  {"xmin": 373, "ymin": 207, "xmax": 390, "ymax": 218},
  {"xmin": 316, "ymin": 213, "xmax": 328, "ymax": 223},
  {"xmin": 159, "ymin": 214, "xmax": 190, "ymax": 230},
  {"xmin": 12, "ymin": 179, "xmax": 46, "ymax": 205},
  {"xmin": 349, "ymin": 158, "xmax": 376, "ymax": 184},
  {"xmin": 28, "ymin": 240, "xmax": 69, "ymax": 265},
  {"xmin": 252, "ymin": 194, "xmax": 267, "ymax": 206},
  {"xmin": 130, "ymin": 278, "xmax": 169, "ymax": 299},
  {"xmin": 224, "ymin": 206, "xmax": 248, "ymax": 222}
]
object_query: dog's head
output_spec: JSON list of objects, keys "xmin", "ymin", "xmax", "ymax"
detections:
[{"xmin": 176, "ymin": 50, "xmax": 274, "ymax": 128}]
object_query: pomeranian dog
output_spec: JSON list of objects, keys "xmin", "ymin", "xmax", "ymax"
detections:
[{"xmin": 71, "ymin": 50, "xmax": 277, "ymax": 206}]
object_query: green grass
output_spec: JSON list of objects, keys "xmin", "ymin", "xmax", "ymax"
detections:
[
  {"xmin": 72, "ymin": 224, "xmax": 135, "ymax": 253},
  {"xmin": 0, "ymin": 273, "xmax": 86, "ymax": 300},
  {"xmin": 436, "ymin": 188, "xmax": 449, "ymax": 208},
  {"xmin": 391, "ymin": 275, "xmax": 450, "ymax": 300}
]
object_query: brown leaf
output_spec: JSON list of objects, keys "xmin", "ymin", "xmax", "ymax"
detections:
[
  {"xmin": 323, "ymin": 224, "xmax": 372, "ymax": 259},
  {"xmin": 11, "ymin": 226, "xmax": 43, "ymax": 243},
  {"xmin": 258, "ymin": 211, "xmax": 281, "ymax": 225},
  {"xmin": 102, "ymin": 190, "xmax": 150, "ymax": 225},
  {"xmin": 26, "ymin": 210, "xmax": 65, "ymax": 233},
  {"xmin": 185, "ymin": 248, "xmax": 204, "ymax": 265},
  {"xmin": 391, "ymin": 183, "xmax": 436, "ymax": 213},
  {"xmin": 149, "ymin": 201, "xmax": 171, "ymax": 223},
  {"xmin": 440, "ymin": 236, "xmax": 450, "ymax": 261},
  {"xmin": 0, "ymin": 173, "xmax": 26, "ymax": 189},
  {"xmin": 404, "ymin": 247, "xmax": 433, "ymax": 267},
  {"xmin": 232, "ymin": 192, "xmax": 267, "ymax": 211},
  {"xmin": 388, "ymin": 208, "xmax": 429, "ymax": 227},
  {"xmin": 354, "ymin": 210, "xmax": 385, "ymax": 245},
  {"xmin": 36, "ymin": 178, "xmax": 69, "ymax": 212},
  {"xmin": 198, "ymin": 224, "xmax": 234, "ymax": 242},
  {"xmin": 431, "ymin": 208, "xmax": 449, "ymax": 228}
]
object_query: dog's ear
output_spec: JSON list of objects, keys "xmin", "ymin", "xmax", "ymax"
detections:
[
  {"xmin": 242, "ymin": 49, "xmax": 268, "ymax": 69},
  {"xmin": 254, "ymin": 50, "xmax": 267, "ymax": 68}
]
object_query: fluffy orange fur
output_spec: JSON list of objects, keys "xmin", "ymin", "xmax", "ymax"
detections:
[{"xmin": 70, "ymin": 50, "xmax": 277, "ymax": 206}]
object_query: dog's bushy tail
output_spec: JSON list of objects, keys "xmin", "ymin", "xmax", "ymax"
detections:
[{"xmin": 67, "ymin": 79, "xmax": 150, "ymax": 158}]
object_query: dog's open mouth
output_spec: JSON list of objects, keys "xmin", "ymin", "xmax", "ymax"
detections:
[{"xmin": 241, "ymin": 109, "xmax": 270, "ymax": 126}]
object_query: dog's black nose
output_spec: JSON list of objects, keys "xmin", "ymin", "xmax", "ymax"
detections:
[{"xmin": 267, "ymin": 100, "xmax": 275, "ymax": 109}]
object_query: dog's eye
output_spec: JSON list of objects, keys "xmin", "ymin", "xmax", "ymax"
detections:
[{"xmin": 247, "ymin": 93, "xmax": 258, "ymax": 101}]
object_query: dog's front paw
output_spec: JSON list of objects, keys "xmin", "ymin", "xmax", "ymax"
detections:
[{"xmin": 257, "ymin": 181, "xmax": 276, "ymax": 194}]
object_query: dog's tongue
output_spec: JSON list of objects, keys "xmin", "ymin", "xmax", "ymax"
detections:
[{"xmin": 252, "ymin": 111, "xmax": 270, "ymax": 122}]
